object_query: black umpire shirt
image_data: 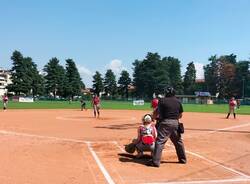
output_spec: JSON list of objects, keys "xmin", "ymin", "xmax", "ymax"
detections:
[{"xmin": 158, "ymin": 96, "xmax": 183, "ymax": 120}]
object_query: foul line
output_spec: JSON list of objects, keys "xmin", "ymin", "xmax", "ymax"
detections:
[
  {"xmin": 85, "ymin": 141, "xmax": 115, "ymax": 184},
  {"xmin": 0, "ymin": 130, "xmax": 87, "ymax": 144},
  {"xmin": 185, "ymin": 122, "xmax": 250, "ymax": 138},
  {"xmin": 165, "ymin": 143, "xmax": 250, "ymax": 179},
  {"xmin": 144, "ymin": 177, "xmax": 250, "ymax": 184},
  {"xmin": 1, "ymin": 129, "xmax": 250, "ymax": 184},
  {"xmin": 0, "ymin": 130, "xmax": 116, "ymax": 144},
  {"xmin": 0, "ymin": 130, "xmax": 116, "ymax": 184},
  {"xmin": 114, "ymin": 140, "xmax": 250, "ymax": 178},
  {"xmin": 209, "ymin": 122, "xmax": 250, "ymax": 134},
  {"xmin": 185, "ymin": 150, "xmax": 250, "ymax": 178}
]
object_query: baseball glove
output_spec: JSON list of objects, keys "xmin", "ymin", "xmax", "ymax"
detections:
[{"xmin": 124, "ymin": 143, "xmax": 136, "ymax": 154}]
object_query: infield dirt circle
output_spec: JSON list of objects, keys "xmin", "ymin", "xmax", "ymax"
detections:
[{"xmin": 1, "ymin": 109, "xmax": 250, "ymax": 184}]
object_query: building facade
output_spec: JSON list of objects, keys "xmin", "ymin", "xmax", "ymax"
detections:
[{"xmin": 0, "ymin": 68, "xmax": 12, "ymax": 97}]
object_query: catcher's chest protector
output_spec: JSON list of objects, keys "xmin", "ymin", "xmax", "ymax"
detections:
[{"xmin": 140, "ymin": 125, "xmax": 155, "ymax": 144}]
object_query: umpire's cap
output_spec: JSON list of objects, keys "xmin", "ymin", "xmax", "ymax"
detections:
[{"xmin": 164, "ymin": 86, "xmax": 175, "ymax": 97}]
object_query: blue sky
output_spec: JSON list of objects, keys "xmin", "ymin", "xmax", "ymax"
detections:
[{"xmin": 1, "ymin": 0, "xmax": 250, "ymax": 87}]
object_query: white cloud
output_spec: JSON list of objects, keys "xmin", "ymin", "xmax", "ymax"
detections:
[
  {"xmin": 106, "ymin": 59, "xmax": 127, "ymax": 74},
  {"xmin": 78, "ymin": 65, "xmax": 93, "ymax": 76},
  {"xmin": 77, "ymin": 65, "xmax": 93, "ymax": 88},
  {"xmin": 194, "ymin": 62, "xmax": 204, "ymax": 79}
]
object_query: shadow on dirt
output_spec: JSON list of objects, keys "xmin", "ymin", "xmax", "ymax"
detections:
[
  {"xmin": 95, "ymin": 123, "xmax": 140, "ymax": 130},
  {"xmin": 118, "ymin": 153, "xmax": 179, "ymax": 166}
]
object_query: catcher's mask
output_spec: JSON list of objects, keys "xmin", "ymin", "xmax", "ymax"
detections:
[{"xmin": 142, "ymin": 114, "xmax": 153, "ymax": 123}]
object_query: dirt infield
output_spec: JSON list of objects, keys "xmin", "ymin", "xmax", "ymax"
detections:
[{"xmin": 0, "ymin": 109, "xmax": 250, "ymax": 184}]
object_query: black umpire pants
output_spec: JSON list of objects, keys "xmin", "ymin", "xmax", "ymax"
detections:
[{"xmin": 152, "ymin": 119, "xmax": 186, "ymax": 166}]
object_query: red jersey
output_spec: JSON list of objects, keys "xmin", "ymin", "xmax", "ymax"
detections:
[
  {"xmin": 3, "ymin": 96, "xmax": 8, "ymax": 102},
  {"xmin": 229, "ymin": 100, "xmax": 236, "ymax": 107},
  {"xmin": 93, "ymin": 96, "xmax": 100, "ymax": 105},
  {"xmin": 138, "ymin": 124, "xmax": 157, "ymax": 145},
  {"xmin": 151, "ymin": 98, "xmax": 159, "ymax": 109}
]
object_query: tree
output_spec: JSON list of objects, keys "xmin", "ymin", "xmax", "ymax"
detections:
[
  {"xmin": 92, "ymin": 71, "xmax": 104, "ymax": 95},
  {"xmin": 132, "ymin": 59, "xmax": 145, "ymax": 97},
  {"xmin": 104, "ymin": 69, "xmax": 117, "ymax": 98},
  {"xmin": 217, "ymin": 54, "xmax": 237, "ymax": 98},
  {"xmin": 24, "ymin": 57, "xmax": 44, "ymax": 97},
  {"xmin": 204, "ymin": 55, "xmax": 218, "ymax": 95},
  {"xmin": 132, "ymin": 52, "xmax": 184, "ymax": 98},
  {"xmin": 183, "ymin": 62, "xmax": 196, "ymax": 95},
  {"xmin": 31, "ymin": 67, "xmax": 45, "ymax": 97},
  {"xmin": 8, "ymin": 50, "xmax": 24, "ymax": 95},
  {"xmin": 165, "ymin": 57, "xmax": 183, "ymax": 94},
  {"xmin": 204, "ymin": 54, "xmax": 237, "ymax": 98},
  {"xmin": 234, "ymin": 61, "xmax": 250, "ymax": 98},
  {"xmin": 8, "ymin": 51, "xmax": 44, "ymax": 96},
  {"xmin": 44, "ymin": 57, "xmax": 66, "ymax": 98},
  {"xmin": 118, "ymin": 70, "xmax": 131, "ymax": 99},
  {"xmin": 133, "ymin": 52, "xmax": 163, "ymax": 98},
  {"xmin": 65, "ymin": 59, "xmax": 83, "ymax": 99},
  {"xmin": 154, "ymin": 58, "xmax": 170, "ymax": 94}
]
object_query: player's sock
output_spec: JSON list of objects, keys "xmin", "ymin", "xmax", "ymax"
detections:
[
  {"xmin": 233, "ymin": 113, "xmax": 236, "ymax": 119},
  {"xmin": 226, "ymin": 113, "xmax": 230, "ymax": 119}
]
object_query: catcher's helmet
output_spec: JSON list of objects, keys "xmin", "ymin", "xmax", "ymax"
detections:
[
  {"xmin": 164, "ymin": 86, "xmax": 175, "ymax": 97},
  {"xmin": 142, "ymin": 114, "xmax": 153, "ymax": 123}
]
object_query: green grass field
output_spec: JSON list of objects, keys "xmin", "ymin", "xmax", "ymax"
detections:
[{"xmin": 3, "ymin": 100, "xmax": 250, "ymax": 115}]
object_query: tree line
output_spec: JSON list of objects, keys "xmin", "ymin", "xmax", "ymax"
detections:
[
  {"xmin": 204, "ymin": 54, "xmax": 250, "ymax": 99},
  {"xmin": 7, "ymin": 51, "xmax": 84, "ymax": 99},
  {"xmin": 6, "ymin": 50, "xmax": 250, "ymax": 100},
  {"xmin": 7, "ymin": 50, "xmax": 132, "ymax": 99}
]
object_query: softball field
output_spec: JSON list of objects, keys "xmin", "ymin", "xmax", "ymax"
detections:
[{"xmin": 0, "ymin": 109, "xmax": 250, "ymax": 184}]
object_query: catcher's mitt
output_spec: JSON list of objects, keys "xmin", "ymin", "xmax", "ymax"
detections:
[{"xmin": 124, "ymin": 143, "xmax": 136, "ymax": 154}]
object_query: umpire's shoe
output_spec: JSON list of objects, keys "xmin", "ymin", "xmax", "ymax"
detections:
[{"xmin": 146, "ymin": 160, "xmax": 159, "ymax": 167}]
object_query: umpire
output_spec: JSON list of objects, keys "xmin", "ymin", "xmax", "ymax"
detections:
[{"xmin": 147, "ymin": 87, "xmax": 186, "ymax": 167}]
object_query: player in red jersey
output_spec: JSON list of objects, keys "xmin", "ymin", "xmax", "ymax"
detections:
[
  {"xmin": 226, "ymin": 97, "xmax": 237, "ymax": 119},
  {"xmin": 151, "ymin": 96, "xmax": 159, "ymax": 111},
  {"xmin": 151, "ymin": 94, "xmax": 159, "ymax": 130},
  {"xmin": 2, "ymin": 93, "xmax": 8, "ymax": 111},
  {"xmin": 92, "ymin": 94, "xmax": 101, "ymax": 118}
]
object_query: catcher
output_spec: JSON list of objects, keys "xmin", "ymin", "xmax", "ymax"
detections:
[{"xmin": 125, "ymin": 114, "xmax": 157, "ymax": 158}]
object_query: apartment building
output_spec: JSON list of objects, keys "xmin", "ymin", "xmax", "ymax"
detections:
[{"xmin": 0, "ymin": 68, "xmax": 12, "ymax": 96}]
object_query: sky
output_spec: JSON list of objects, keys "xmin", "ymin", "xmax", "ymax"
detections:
[{"xmin": 1, "ymin": 0, "xmax": 250, "ymax": 87}]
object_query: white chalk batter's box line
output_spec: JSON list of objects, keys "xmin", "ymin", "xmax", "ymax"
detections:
[
  {"xmin": 144, "ymin": 178, "xmax": 250, "ymax": 184},
  {"xmin": 0, "ymin": 130, "xmax": 250, "ymax": 184}
]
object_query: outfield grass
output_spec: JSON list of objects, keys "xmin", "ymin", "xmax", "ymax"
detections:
[
  {"xmin": 183, "ymin": 104, "xmax": 250, "ymax": 115},
  {"xmin": 3, "ymin": 100, "xmax": 250, "ymax": 115}
]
